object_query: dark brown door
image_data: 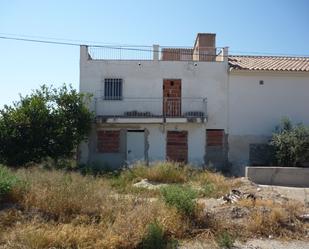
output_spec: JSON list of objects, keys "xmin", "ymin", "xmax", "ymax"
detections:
[{"xmin": 163, "ymin": 79, "xmax": 181, "ymax": 117}]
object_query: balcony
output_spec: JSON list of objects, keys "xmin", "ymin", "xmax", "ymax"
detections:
[{"xmin": 95, "ymin": 97, "xmax": 207, "ymax": 124}]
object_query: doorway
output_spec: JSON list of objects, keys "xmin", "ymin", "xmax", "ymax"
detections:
[
  {"xmin": 163, "ymin": 79, "xmax": 181, "ymax": 117},
  {"xmin": 126, "ymin": 130, "xmax": 145, "ymax": 164}
]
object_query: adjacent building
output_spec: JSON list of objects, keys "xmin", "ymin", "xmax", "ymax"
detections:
[{"xmin": 79, "ymin": 33, "xmax": 309, "ymax": 175}]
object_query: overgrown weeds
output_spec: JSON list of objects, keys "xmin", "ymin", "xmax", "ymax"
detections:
[
  {"xmin": 108, "ymin": 162, "xmax": 194, "ymax": 196},
  {"xmin": 161, "ymin": 185, "xmax": 198, "ymax": 216},
  {"xmin": 0, "ymin": 163, "xmax": 307, "ymax": 248},
  {"xmin": 194, "ymin": 170, "xmax": 241, "ymax": 198},
  {"xmin": 0, "ymin": 165, "xmax": 25, "ymax": 202},
  {"xmin": 108, "ymin": 162, "xmax": 238, "ymax": 199},
  {"xmin": 14, "ymin": 168, "xmax": 110, "ymax": 221},
  {"xmin": 140, "ymin": 221, "xmax": 178, "ymax": 249},
  {"xmin": 0, "ymin": 167, "xmax": 188, "ymax": 248},
  {"xmin": 2, "ymin": 199, "xmax": 186, "ymax": 249},
  {"xmin": 216, "ymin": 231, "xmax": 235, "ymax": 249},
  {"xmin": 247, "ymin": 201, "xmax": 305, "ymax": 238},
  {"xmin": 121, "ymin": 161, "xmax": 191, "ymax": 183}
]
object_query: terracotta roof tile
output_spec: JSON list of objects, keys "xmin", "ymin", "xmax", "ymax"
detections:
[{"xmin": 228, "ymin": 56, "xmax": 309, "ymax": 72}]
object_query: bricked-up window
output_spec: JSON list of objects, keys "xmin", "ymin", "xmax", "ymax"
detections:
[
  {"xmin": 207, "ymin": 129, "xmax": 224, "ymax": 146},
  {"xmin": 166, "ymin": 131, "xmax": 188, "ymax": 163},
  {"xmin": 97, "ymin": 130, "xmax": 120, "ymax": 153},
  {"xmin": 104, "ymin": 78, "xmax": 123, "ymax": 100}
]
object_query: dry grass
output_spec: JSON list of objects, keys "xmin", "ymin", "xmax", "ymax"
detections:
[
  {"xmin": 3, "ymin": 222, "xmax": 102, "ymax": 249},
  {"xmin": 193, "ymin": 170, "xmax": 241, "ymax": 198},
  {"xmin": 0, "ymin": 167, "xmax": 188, "ymax": 249},
  {"xmin": 198, "ymin": 195, "xmax": 308, "ymax": 242},
  {"xmin": 121, "ymin": 161, "xmax": 191, "ymax": 183},
  {"xmin": 246, "ymin": 201, "xmax": 305, "ymax": 238},
  {"xmin": 14, "ymin": 168, "xmax": 111, "ymax": 221},
  {"xmin": 108, "ymin": 162, "xmax": 194, "ymax": 196},
  {"xmin": 109, "ymin": 162, "xmax": 238, "ymax": 199},
  {"xmin": 1, "ymin": 199, "xmax": 186, "ymax": 249},
  {"xmin": 1, "ymin": 164, "xmax": 308, "ymax": 248}
]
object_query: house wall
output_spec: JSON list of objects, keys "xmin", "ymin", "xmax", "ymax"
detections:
[
  {"xmin": 228, "ymin": 71, "xmax": 309, "ymax": 175},
  {"xmin": 81, "ymin": 123, "xmax": 207, "ymax": 168},
  {"xmin": 81, "ymin": 47, "xmax": 309, "ymax": 174},
  {"xmin": 79, "ymin": 46, "xmax": 229, "ymax": 168},
  {"xmin": 80, "ymin": 46, "xmax": 229, "ymax": 130}
]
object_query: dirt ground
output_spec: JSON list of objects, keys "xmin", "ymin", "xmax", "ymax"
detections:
[
  {"xmin": 186, "ymin": 178, "xmax": 309, "ymax": 249},
  {"xmin": 180, "ymin": 239, "xmax": 309, "ymax": 249},
  {"xmin": 259, "ymin": 185, "xmax": 309, "ymax": 207}
]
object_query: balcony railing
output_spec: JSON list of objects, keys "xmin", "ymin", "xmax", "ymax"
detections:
[
  {"xmin": 94, "ymin": 97, "xmax": 207, "ymax": 119},
  {"xmin": 87, "ymin": 45, "xmax": 226, "ymax": 62}
]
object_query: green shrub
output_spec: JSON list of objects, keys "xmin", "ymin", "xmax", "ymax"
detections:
[
  {"xmin": 216, "ymin": 231, "xmax": 235, "ymax": 249},
  {"xmin": 161, "ymin": 185, "xmax": 197, "ymax": 216},
  {"xmin": 141, "ymin": 221, "xmax": 165, "ymax": 249},
  {"xmin": 270, "ymin": 117, "xmax": 309, "ymax": 166},
  {"xmin": 0, "ymin": 165, "xmax": 21, "ymax": 199},
  {"xmin": 141, "ymin": 221, "xmax": 178, "ymax": 249},
  {"xmin": 200, "ymin": 182, "xmax": 215, "ymax": 197}
]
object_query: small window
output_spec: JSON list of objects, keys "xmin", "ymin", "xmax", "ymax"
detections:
[{"xmin": 104, "ymin": 78, "xmax": 123, "ymax": 100}]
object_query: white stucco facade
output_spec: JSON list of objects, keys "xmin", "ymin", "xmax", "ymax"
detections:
[
  {"xmin": 79, "ymin": 45, "xmax": 230, "ymax": 168},
  {"xmin": 80, "ymin": 46, "xmax": 229, "ymax": 130},
  {"xmin": 79, "ymin": 44, "xmax": 309, "ymax": 175},
  {"xmin": 228, "ymin": 71, "xmax": 309, "ymax": 174}
]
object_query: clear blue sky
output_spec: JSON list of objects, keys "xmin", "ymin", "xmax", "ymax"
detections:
[{"xmin": 1, "ymin": 0, "xmax": 308, "ymax": 107}]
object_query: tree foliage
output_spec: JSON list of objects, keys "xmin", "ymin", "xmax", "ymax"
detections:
[
  {"xmin": 0, "ymin": 84, "xmax": 93, "ymax": 166},
  {"xmin": 270, "ymin": 117, "xmax": 309, "ymax": 166}
]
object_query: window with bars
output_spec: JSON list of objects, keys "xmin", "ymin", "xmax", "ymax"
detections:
[{"xmin": 104, "ymin": 78, "xmax": 123, "ymax": 100}]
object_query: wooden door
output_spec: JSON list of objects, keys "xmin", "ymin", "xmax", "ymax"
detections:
[{"xmin": 163, "ymin": 79, "xmax": 181, "ymax": 117}]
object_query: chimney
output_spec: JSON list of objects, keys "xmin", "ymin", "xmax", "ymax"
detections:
[{"xmin": 193, "ymin": 33, "xmax": 216, "ymax": 61}]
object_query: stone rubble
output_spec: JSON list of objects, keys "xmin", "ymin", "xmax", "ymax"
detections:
[{"xmin": 133, "ymin": 179, "xmax": 168, "ymax": 190}]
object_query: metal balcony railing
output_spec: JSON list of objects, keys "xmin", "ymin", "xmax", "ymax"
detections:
[
  {"xmin": 87, "ymin": 45, "xmax": 226, "ymax": 62},
  {"xmin": 94, "ymin": 97, "xmax": 207, "ymax": 119}
]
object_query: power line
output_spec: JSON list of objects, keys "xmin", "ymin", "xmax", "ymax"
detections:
[
  {"xmin": 0, "ymin": 35, "xmax": 213, "ymax": 52},
  {"xmin": 0, "ymin": 32, "xmax": 153, "ymax": 47},
  {"xmin": 0, "ymin": 35, "xmax": 81, "ymax": 47},
  {"xmin": 0, "ymin": 34, "xmax": 308, "ymax": 58}
]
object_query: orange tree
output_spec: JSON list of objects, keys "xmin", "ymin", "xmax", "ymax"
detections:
[{"xmin": 0, "ymin": 84, "xmax": 93, "ymax": 167}]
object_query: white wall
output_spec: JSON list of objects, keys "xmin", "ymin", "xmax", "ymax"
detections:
[
  {"xmin": 80, "ymin": 45, "xmax": 309, "ymax": 172},
  {"xmin": 228, "ymin": 71, "xmax": 309, "ymax": 174},
  {"xmin": 146, "ymin": 123, "xmax": 206, "ymax": 165},
  {"xmin": 84, "ymin": 123, "xmax": 206, "ymax": 166},
  {"xmin": 229, "ymin": 71, "xmax": 309, "ymax": 135},
  {"xmin": 147, "ymin": 124, "xmax": 166, "ymax": 162},
  {"xmin": 80, "ymin": 46, "xmax": 229, "ymax": 130}
]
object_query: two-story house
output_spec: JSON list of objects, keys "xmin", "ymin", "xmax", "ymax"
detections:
[{"xmin": 79, "ymin": 33, "xmax": 309, "ymax": 175}]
